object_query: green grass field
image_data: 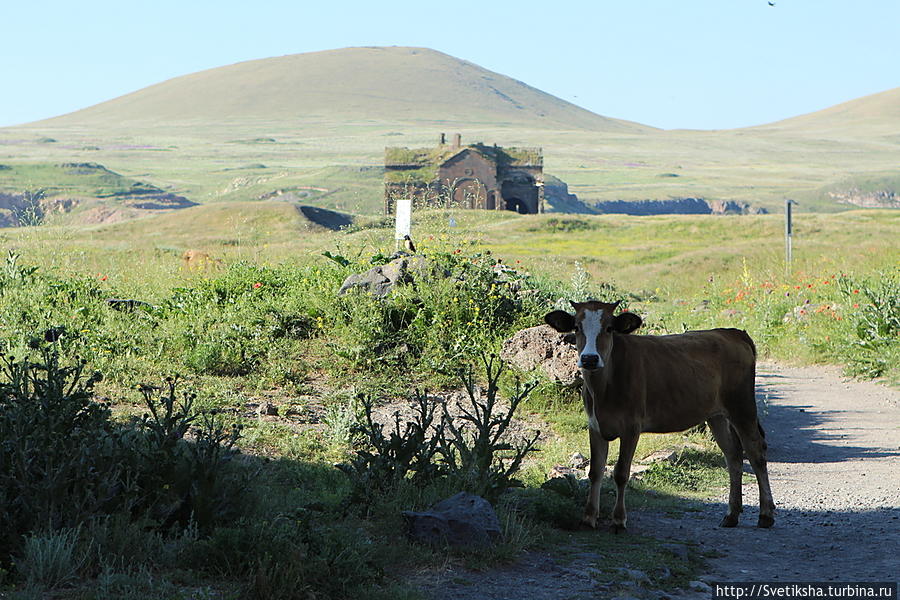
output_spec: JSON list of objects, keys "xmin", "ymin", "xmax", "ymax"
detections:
[{"xmin": 0, "ymin": 204, "xmax": 897, "ymax": 598}]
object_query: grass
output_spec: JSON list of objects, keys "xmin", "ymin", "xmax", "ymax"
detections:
[{"xmin": 0, "ymin": 204, "xmax": 896, "ymax": 597}]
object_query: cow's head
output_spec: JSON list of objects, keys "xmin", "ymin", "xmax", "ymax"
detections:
[{"xmin": 544, "ymin": 301, "xmax": 642, "ymax": 371}]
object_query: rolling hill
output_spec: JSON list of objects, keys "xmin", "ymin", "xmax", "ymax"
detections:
[
  {"xmin": 756, "ymin": 86, "xmax": 900, "ymax": 138},
  {"xmin": 34, "ymin": 47, "xmax": 648, "ymax": 133},
  {"xmin": 3, "ymin": 47, "xmax": 898, "ymax": 216}
]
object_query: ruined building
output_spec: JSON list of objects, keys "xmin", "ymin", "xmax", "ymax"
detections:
[{"xmin": 384, "ymin": 134, "xmax": 544, "ymax": 215}]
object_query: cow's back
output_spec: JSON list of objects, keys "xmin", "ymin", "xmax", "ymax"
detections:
[{"xmin": 611, "ymin": 328, "xmax": 756, "ymax": 433}]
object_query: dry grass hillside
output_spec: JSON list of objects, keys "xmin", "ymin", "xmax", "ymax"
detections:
[{"xmin": 33, "ymin": 47, "xmax": 648, "ymax": 133}]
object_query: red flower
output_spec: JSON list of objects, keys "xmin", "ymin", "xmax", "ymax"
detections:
[
  {"xmin": 853, "ymin": 289, "xmax": 860, "ymax": 294},
  {"xmin": 253, "ymin": 282, "xmax": 262, "ymax": 289}
]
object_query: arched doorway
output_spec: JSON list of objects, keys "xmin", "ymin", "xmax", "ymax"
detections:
[
  {"xmin": 501, "ymin": 177, "xmax": 538, "ymax": 214},
  {"xmin": 505, "ymin": 198, "xmax": 529, "ymax": 214}
]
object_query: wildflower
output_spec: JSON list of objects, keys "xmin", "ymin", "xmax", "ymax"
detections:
[
  {"xmin": 853, "ymin": 289, "xmax": 860, "ymax": 294},
  {"xmin": 253, "ymin": 282, "xmax": 263, "ymax": 289},
  {"xmin": 853, "ymin": 303, "xmax": 860, "ymax": 309}
]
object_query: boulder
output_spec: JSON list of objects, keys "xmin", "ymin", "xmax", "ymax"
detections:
[
  {"xmin": 402, "ymin": 492, "xmax": 501, "ymax": 547},
  {"xmin": 337, "ymin": 255, "xmax": 426, "ymax": 297},
  {"xmin": 500, "ymin": 324, "xmax": 580, "ymax": 386}
]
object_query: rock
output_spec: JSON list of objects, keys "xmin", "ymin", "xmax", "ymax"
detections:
[
  {"xmin": 570, "ymin": 452, "xmax": 589, "ymax": 469},
  {"xmin": 547, "ymin": 465, "xmax": 580, "ymax": 479},
  {"xmin": 640, "ymin": 450, "xmax": 677, "ymax": 464},
  {"xmin": 337, "ymin": 255, "xmax": 426, "ymax": 297},
  {"xmin": 689, "ymin": 581, "xmax": 712, "ymax": 593},
  {"xmin": 257, "ymin": 402, "xmax": 279, "ymax": 416},
  {"xmin": 402, "ymin": 492, "xmax": 501, "ymax": 547},
  {"xmin": 501, "ymin": 324, "xmax": 580, "ymax": 386},
  {"xmin": 629, "ymin": 464, "xmax": 652, "ymax": 480}
]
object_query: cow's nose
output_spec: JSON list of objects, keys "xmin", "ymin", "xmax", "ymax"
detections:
[{"xmin": 580, "ymin": 353, "xmax": 600, "ymax": 369}]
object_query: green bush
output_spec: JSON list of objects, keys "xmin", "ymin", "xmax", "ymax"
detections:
[{"xmin": 0, "ymin": 348, "xmax": 249, "ymax": 577}]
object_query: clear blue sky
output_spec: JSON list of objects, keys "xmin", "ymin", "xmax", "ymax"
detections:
[{"xmin": 3, "ymin": 0, "xmax": 898, "ymax": 130}]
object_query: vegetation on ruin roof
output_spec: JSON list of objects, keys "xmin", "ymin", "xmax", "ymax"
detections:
[
  {"xmin": 384, "ymin": 146, "xmax": 456, "ymax": 168},
  {"xmin": 384, "ymin": 166, "xmax": 437, "ymax": 184}
]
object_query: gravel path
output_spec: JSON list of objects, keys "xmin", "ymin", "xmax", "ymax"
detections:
[{"xmin": 414, "ymin": 362, "xmax": 900, "ymax": 599}]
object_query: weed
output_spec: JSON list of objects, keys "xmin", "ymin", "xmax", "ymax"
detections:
[{"xmin": 16, "ymin": 527, "xmax": 84, "ymax": 592}]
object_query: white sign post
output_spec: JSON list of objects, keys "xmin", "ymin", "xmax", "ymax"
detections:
[{"xmin": 394, "ymin": 199, "xmax": 412, "ymax": 249}]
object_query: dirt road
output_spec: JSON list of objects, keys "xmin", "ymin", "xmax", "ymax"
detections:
[{"xmin": 416, "ymin": 362, "xmax": 900, "ymax": 599}]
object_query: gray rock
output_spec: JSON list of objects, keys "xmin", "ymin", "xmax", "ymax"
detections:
[
  {"xmin": 337, "ymin": 255, "xmax": 426, "ymax": 297},
  {"xmin": 689, "ymin": 581, "xmax": 712, "ymax": 593},
  {"xmin": 402, "ymin": 492, "xmax": 501, "ymax": 547},
  {"xmin": 257, "ymin": 402, "xmax": 279, "ymax": 416},
  {"xmin": 500, "ymin": 324, "xmax": 580, "ymax": 386}
]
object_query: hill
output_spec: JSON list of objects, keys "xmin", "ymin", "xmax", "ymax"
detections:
[
  {"xmin": 34, "ymin": 47, "xmax": 648, "ymax": 133},
  {"xmin": 3, "ymin": 48, "xmax": 898, "ymax": 215},
  {"xmin": 754, "ymin": 86, "xmax": 900, "ymax": 138}
]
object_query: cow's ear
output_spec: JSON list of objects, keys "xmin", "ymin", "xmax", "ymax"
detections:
[
  {"xmin": 612, "ymin": 312, "xmax": 642, "ymax": 334},
  {"xmin": 544, "ymin": 310, "xmax": 576, "ymax": 333}
]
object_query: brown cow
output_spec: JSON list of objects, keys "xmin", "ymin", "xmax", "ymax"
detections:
[{"xmin": 544, "ymin": 300, "xmax": 775, "ymax": 533}]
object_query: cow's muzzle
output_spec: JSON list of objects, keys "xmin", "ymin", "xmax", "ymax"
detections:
[{"xmin": 579, "ymin": 353, "xmax": 603, "ymax": 370}]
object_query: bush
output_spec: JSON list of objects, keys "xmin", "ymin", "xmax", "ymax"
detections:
[
  {"xmin": 339, "ymin": 353, "xmax": 541, "ymax": 508},
  {"xmin": 0, "ymin": 347, "xmax": 249, "ymax": 577},
  {"xmin": 0, "ymin": 347, "xmax": 120, "ymax": 558}
]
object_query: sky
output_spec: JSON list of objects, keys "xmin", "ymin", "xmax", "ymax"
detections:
[{"xmin": 2, "ymin": 0, "xmax": 898, "ymax": 130}]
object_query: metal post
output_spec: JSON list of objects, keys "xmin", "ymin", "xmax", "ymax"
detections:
[{"xmin": 785, "ymin": 199, "xmax": 798, "ymax": 273}]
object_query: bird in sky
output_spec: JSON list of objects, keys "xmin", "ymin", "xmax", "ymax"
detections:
[{"xmin": 403, "ymin": 234, "xmax": 416, "ymax": 253}]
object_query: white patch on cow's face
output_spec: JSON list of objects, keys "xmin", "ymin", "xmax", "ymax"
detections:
[{"xmin": 578, "ymin": 309, "xmax": 605, "ymax": 369}]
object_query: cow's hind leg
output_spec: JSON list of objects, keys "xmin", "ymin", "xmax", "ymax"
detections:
[
  {"xmin": 610, "ymin": 431, "xmax": 640, "ymax": 534},
  {"xmin": 583, "ymin": 428, "xmax": 610, "ymax": 529},
  {"xmin": 732, "ymin": 420, "xmax": 776, "ymax": 528},
  {"xmin": 708, "ymin": 415, "xmax": 744, "ymax": 527}
]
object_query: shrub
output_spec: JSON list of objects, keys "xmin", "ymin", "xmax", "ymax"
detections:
[
  {"xmin": 0, "ymin": 347, "xmax": 121, "ymax": 558},
  {"xmin": 837, "ymin": 271, "xmax": 900, "ymax": 378},
  {"xmin": 339, "ymin": 353, "xmax": 541, "ymax": 507},
  {"xmin": 0, "ymin": 347, "xmax": 249, "ymax": 577},
  {"xmin": 16, "ymin": 527, "xmax": 84, "ymax": 592}
]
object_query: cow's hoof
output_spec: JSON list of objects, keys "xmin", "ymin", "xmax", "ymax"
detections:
[
  {"xmin": 757, "ymin": 514, "xmax": 775, "ymax": 529},
  {"xmin": 609, "ymin": 523, "xmax": 627, "ymax": 535},
  {"xmin": 581, "ymin": 515, "xmax": 599, "ymax": 530},
  {"xmin": 719, "ymin": 514, "xmax": 739, "ymax": 528}
]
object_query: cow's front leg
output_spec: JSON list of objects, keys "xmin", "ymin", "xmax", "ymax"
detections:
[
  {"xmin": 610, "ymin": 431, "xmax": 640, "ymax": 534},
  {"xmin": 583, "ymin": 427, "xmax": 609, "ymax": 529}
]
